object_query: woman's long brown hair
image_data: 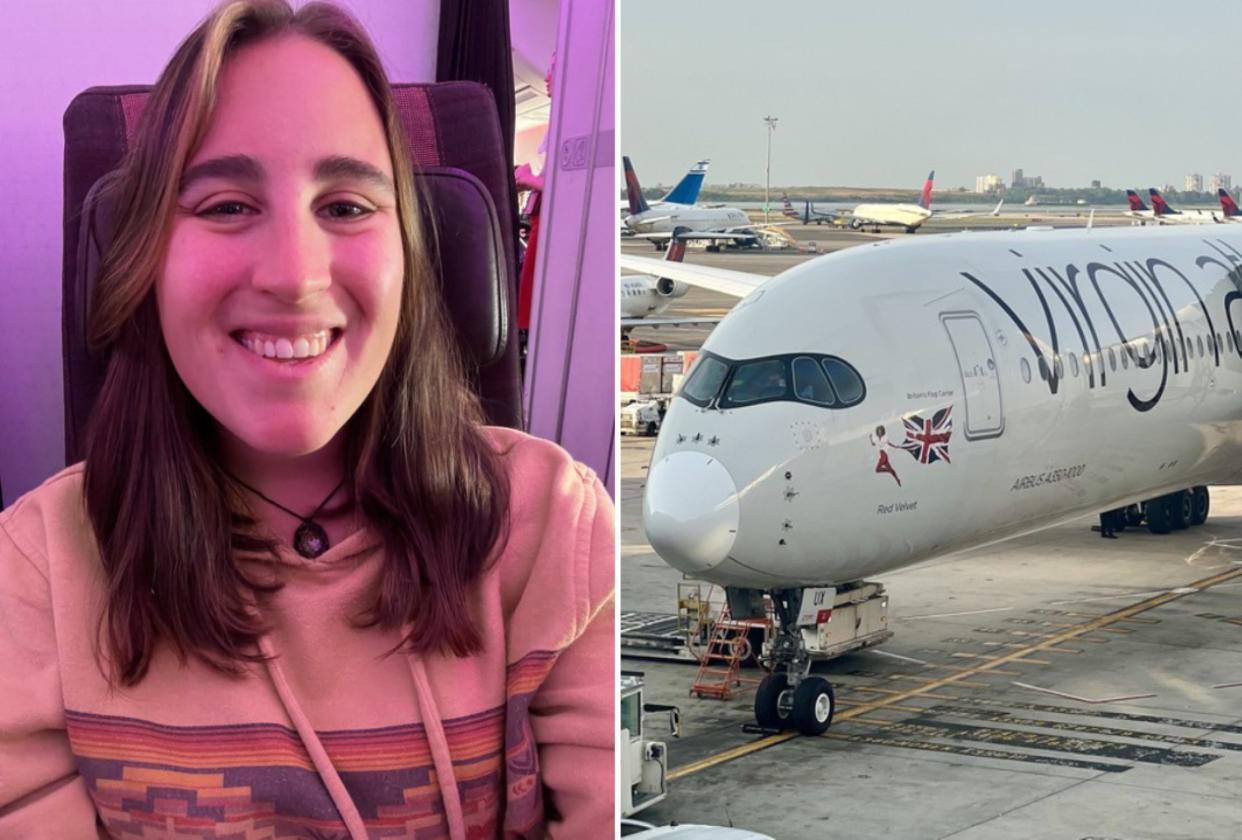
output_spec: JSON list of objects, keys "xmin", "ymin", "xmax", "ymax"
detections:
[{"xmin": 85, "ymin": 0, "xmax": 510, "ymax": 686}]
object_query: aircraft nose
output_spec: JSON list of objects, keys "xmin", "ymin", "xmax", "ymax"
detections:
[{"xmin": 644, "ymin": 451, "xmax": 739, "ymax": 575}]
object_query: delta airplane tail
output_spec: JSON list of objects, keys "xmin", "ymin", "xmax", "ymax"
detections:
[
  {"xmin": 919, "ymin": 170, "xmax": 935, "ymax": 210},
  {"xmin": 1220, "ymin": 188, "xmax": 1241, "ymax": 218},
  {"xmin": 1149, "ymin": 188, "xmax": 1180, "ymax": 216},
  {"xmin": 1126, "ymin": 189, "xmax": 1149, "ymax": 212},
  {"xmin": 623, "ymin": 156, "xmax": 650, "ymax": 216},
  {"xmin": 661, "ymin": 160, "xmax": 709, "ymax": 206}
]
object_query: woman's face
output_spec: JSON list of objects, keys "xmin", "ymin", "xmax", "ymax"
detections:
[{"xmin": 158, "ymin": 33, "xmax": 404, "ymax": 463}]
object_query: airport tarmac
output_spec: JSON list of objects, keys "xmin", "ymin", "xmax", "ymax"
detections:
[
  {"xmin": 622, "ymin": 434, "xmax": 1242, "ymax": 839},
  {"xmin": 620, "ymin": 219, "xmax": 1242, "ymax": 837}
]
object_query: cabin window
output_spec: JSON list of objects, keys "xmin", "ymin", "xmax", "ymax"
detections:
[
  {"xmin": 1121, "ymin": 346, "xmax": 1129, "ymax": 370},
  {"xmin": 722, "ymin": 358, "xmax": 788, "ymax": 406},
  {"xmin": 792, "ymin": 356, "xmax": 836, "ymax": 406},
  {"xmin": 822, "ymin": 358, "xmax": 865, "ymax": 405},
  {"xmin": 1197, "ymin": 335, "xmax": 1205, "ymax": 358},
  {"xmin": 681, "ymin": 354, "xmax": 731, "ymax": 407},
  {"xmin": 1037, "ymin": 357, "xmax": 1049, "ymax": 381},
  {"xmin": 1068, "ymin": 352, "xmax": 1080, "ymax": 378},
  {"xmin": 1234, "ymin": 329, "xmax": 1240, "ymax": 349},
  {"xmin": 1054, "ymin": 355, "xmax": 1064, "ymax": 379},
  {"xmin": 1108, "ymin": 347, "xmax": 1117, "ymax": 371},
  {"xmin": 1020, "ymin": 358, "xmax": 1031, "ymax": 383},
  {"xmin": 1230, "ymin": 332, "xmax": 1236, "ymax": 352}
]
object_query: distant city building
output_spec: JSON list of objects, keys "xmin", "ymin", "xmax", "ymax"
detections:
[
  {"xmin": 1185, "ymin": 173, "xmax": 1204, "ymax": 192},
  {"xmin": 1209, "ymin": 173, "xmax": 1232, "ymax": 193},
  {"xmin": 975, "ymin": 174, "xmax": 1003, "ymax": 193},
  {"xmin": 1011, "ymin": 168, "xmax": 1024, "ymax": 188},
  {"xmin": 1090, "ymin": 180, "xmax": 1102, "ymax": 189},
  {"xmin": 1163, "ymin": 184, "xmax": 1178, "ymax": 195}
]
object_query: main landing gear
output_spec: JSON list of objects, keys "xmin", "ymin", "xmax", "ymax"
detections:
[
  {"xmin": 1098, "ymin": 486, "xmax": 1209, "ymax": 536},
  {"xmin": 752, "ymin": 589, "xmax": 836, "ymax": 736}
]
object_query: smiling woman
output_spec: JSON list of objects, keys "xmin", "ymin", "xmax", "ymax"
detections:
[{"xmin": 0, "ymin": 2, "xmax": 613, "ymax": 839}]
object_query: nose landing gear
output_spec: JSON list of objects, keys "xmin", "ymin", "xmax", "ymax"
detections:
[{"xmin": 752, "ymin": 589, "xmax": 836, "ymax": 736}]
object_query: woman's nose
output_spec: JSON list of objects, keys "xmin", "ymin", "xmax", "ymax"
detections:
[{"xmin": 250, "ymin": 208, "xmax": 332, "ymax": 303}]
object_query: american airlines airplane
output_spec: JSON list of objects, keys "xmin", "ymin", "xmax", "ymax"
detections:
[
  {"xmin": 621, "ymin": 224, "xmax": 1242, "ymax": 736},
  {"xmin": 622, "ymin": 156, "xmax": 759, "ymax": 249}
]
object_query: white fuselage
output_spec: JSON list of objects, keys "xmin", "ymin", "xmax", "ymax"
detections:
[
  {"xmin": 644, "ymin": 225, "xmax": 1242, "ymax": 588},
  {"xmin": 1128, "ymin": 208, "xmax": 1222, "ymax": 225},
  {"xmin": 625, "ymin": 205, "xmax": 751, "ymax": 235},
  {"xmin": 850, "ymin": 202, "xmax": 932, "ymax": 230},
  {"xmin": 620, "ymin": 274, "xmax": 686, "ymax": 319}
]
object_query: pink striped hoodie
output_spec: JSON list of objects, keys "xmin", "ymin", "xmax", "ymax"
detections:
[{"xmin": 0, "ymin": 427, "xmax": 614, "ymax": 838}]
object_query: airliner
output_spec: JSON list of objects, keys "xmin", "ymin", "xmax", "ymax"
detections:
[
  {"xmin": 619, "ymin": 158, "xmax": 710, "ymax": 214},
  {"xmin": 620, "ymin": 228, "xmax": 720, "ymax": 336},
  {"xmin": 848, "ymin": 170, "xmax": 1002, "ymax": 232},
  {"xmin": 1148, "ymin": 188, "xmax": 1220, "ymax": 225},
  {"xmin": 1218, "ymin": 189, "xmax": 1242, "ymax": 222},
  {"xmin": 622, "ymin": 156, "xmax": 759, "ymax": 249},
  {"xmin": 621, "ymin": 224, "xmax": 1242, "ymax": 736}
]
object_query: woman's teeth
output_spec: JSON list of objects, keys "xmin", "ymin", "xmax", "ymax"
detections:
[{"xmin": 238, "ymin": 330, "xmax": 333, "ymax": 360}]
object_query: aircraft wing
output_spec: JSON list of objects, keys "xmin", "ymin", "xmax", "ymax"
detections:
[
  {"xmin": 632, "ymin": 230, "xmax": 756, "ymax": 242},
  {"xmin": 620, "ymin": 315, "xmax": 722, "ymax": 328},
  {"xmin": 619, "ymin": 254, "xmax": 766, "ymax": 299}
]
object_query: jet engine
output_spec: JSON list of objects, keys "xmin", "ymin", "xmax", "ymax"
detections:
[{"xmin": 655, "ymin": 276, "xmax": 689, "ymax": 298}]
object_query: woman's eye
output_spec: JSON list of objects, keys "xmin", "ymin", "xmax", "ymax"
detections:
[
  {"xmin": 321, "ymin": 201, "xmax": 372, "ymax": 220},
  {"xmin": 199, "ymin": 201, "xmax": 254, "ymax": 218}
]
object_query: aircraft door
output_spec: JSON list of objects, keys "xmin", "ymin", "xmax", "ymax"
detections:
[{"xmin": 940, "ymin": 311, "xmax": 1004, "ymax": 440}]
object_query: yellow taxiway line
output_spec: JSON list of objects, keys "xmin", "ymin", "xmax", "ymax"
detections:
[{"xmin": 667, "ymin": 564, "xmax": 1242, "ymax": 782}]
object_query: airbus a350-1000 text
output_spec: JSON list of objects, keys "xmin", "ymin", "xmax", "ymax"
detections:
[{"xmin": 620, "ymin": 225, "xmax": 1242, "ymax": 736}]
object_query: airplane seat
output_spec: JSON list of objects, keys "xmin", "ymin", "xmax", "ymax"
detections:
[{"xmin": 62, "ymin": 82, "xmax": 520, "ymax": 465}]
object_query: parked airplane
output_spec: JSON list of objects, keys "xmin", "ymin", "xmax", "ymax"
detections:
[
  {"xmin": 1218, "ymin": 188, "xmax": 1242, "ymax": 222},
  {"xmin": 846, "ymin": 170, "xmax": 1002, "ymax": 232},
  {"xmin": 619, "ymin": 158, "xmax": 710, "ymax": 214},
  {"xmin": 621, "ymin": 224, "xmax": 1242, "ymax": 736},
  {"xmin": 620, "ymin": 227, "xmax": 721, "ymax": 337},
  {"xmin": 1148, "ymin": 188, "xmax": 1220, "ymax": 225},
  {"xmin": 623, "ymin": 156, "xmax": 760, "ymax": 249},
  {"xmin": 1123, "ymin": 189, "xmax": 1157, "ymax": 223},
  {"xmin": 780, "ymin": 193, "xmax": 801, "ymax": 220}
]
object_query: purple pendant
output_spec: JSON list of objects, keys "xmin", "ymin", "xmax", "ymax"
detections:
[{"xmin": 294, "ymin": 521, "xmax": 329, "ymax": 559}]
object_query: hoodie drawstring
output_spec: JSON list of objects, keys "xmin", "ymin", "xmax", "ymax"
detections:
[
  {"xmin": 408, "ymin": 655, "xmax": 467, "ymax": 840},
  {"xmin": 258, "ymin": 635, "xmax": 370, "ymax": 840},
  {"xmin": 258, "ymin": 633, "xmax": 467, "ymax": 840}
]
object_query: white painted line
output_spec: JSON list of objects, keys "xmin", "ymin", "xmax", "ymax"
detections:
[
  {"xmin": 1049, "ymin": 590, "xmax": 1167, "ymax": 605},
  {"xmin": 1212, "ymin": 682, "xmax": 1242, "ymax": 690},
  {"xmin": 1170, "ymin": 586, "xmax": 1199, "ymax": 594},
  {"xmin": 1011, "ymin": 681, "xmax": 1157, "ymax": 704},
  {"xmin": 903, "ymin": 606, "xmax": 1014, "ymax": 620},
  {"xmin": 871, "ymin": 649, "xmax": 931, "ymax": 666}
]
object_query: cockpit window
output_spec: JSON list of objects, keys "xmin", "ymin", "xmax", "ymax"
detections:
[
  {"xmin": 792, "ymin": 356, "xmax": 836, "ymax": 406},
  {"xmin": 681, "ymin": 355, "xmax": 730, "ymax": 406},
  {"xmin": 723, "ymin": 358, "xmax": 788, "ymax": 406},
  {"xmin": 678, "ymin": 351, "xmax": 865, "ymax": 411},
  {"xmin": 822, "ymin": 358, "xmax": 864, "ymax": 404}
]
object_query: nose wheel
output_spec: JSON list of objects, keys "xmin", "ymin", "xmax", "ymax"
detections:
[
  {"xmin": 755, "ymin": 673, "xmax": 835, "ymax": 736},
  {"xmin": 752, "ymin": 587, "xmax": 836, "ymax": 736}
]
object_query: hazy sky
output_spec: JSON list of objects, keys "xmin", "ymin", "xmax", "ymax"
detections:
[{"xmin": 621, "ymin": 1, "xmax": 1242, "ymax": 191}]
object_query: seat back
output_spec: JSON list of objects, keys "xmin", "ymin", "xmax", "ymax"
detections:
[{"xmin": 62, "ymin": 81, "xmax": 520, "ymax": 464}]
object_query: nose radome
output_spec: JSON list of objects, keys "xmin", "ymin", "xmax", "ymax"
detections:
[{"xmin": 643, "ymin": 451, "xmax": 739, "ymax": 576}]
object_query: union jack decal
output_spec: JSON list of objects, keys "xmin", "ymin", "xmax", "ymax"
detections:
[{"xmin": 897, "ymin": 406, "xmax": 952, "ymax": 464}]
